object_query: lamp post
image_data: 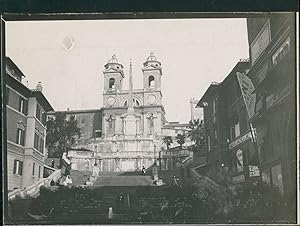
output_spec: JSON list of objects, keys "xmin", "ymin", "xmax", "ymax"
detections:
[
  {"xmin": 158, "ymin": 150, "xmax": 163, "ymax": 171},
  {"xmin": 153, "ymin": 144, "xmax": 156, "ymax": 163}
]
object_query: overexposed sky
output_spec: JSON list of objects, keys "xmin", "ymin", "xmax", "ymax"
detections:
[{"xmin": 6, "ymin": 18, "xmax": 249, "ymax": 123}]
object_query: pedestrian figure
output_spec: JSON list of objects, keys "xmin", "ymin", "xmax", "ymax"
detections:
[
  {"xmin": 51, "ymin": 160, "xmax": 55, "ymax": 168},
  {"xmin": 108, "ymin": 207, "xmax": 113, "ymax": 219},
  {"xmin": 63, "ymin": 175, "xmax": 72, "ymax": 186},
  {"xmin": 65, "ymin": 163, "xmax": 71, "ymax": 175},
  {"xmin": 50, "ymin": 179, "xmax": 55, "ymax": 186},
  {"xmin": 173, "ymin": 176, "xmax": 179, "ymax": 186},
  {"xmin": 160, "ymin": 201, "xmax": 169, "ymax": 221},
  {"xmin": 142, "ymin": 165, "xmax": 146, "ymax": 174},
  {"xmin": 92, "ymin": 163, "xmax": 99, "ymax": 177}
]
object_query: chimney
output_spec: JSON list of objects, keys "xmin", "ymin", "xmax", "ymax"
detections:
[{"xmin": 36, "ymin": 82, "xmax": 43, "ymax": 92}]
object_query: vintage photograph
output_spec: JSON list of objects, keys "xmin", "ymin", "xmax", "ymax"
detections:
[{"xmin": 2, "ymin": 13, "xmax": 297, "ymax": 224}]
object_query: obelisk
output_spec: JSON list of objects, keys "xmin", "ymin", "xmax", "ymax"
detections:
[
  {"xmin": 124, "ymin": 60, "xmax": 137, "ymax": 135},
  {"xmin": 127, "ymin": 61, "xmax": 134, "ymax": 115}
]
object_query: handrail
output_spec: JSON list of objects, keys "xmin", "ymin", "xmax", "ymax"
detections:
[
  {"xmin": 190, "ymin": 168, "xmax": 220, "ymax": 188},
  {"xmin": 8, "ymin": 169, "xmax": 62, "ymax": 201},
  {"xmin": 44, "ymin": 164, "xmax": 56, "ymax": 171}
]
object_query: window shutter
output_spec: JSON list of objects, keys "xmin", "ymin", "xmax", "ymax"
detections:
[
  {"xmin": 42, "ymin": 112, "xmax": 47, "ymax": 125},
  {"xmin": 18, "ymin": 97, "xmax": 22, "ymax": 112},
  {"xmin": 16, "ymin": 129, "xmax": 19, "ymax": 144},
  {"xmin": 24, "ymin": 99, "xmax": 28, "ymax": 115},
  {"xmin": 13, "ymin": 160, "xmax": 17, "ymax": 174},
  {"xmin": 32, "ymin": 162, "xmax": 35, "ymax": 175},
  {"xmin": 36, "ymin": 104, "xmax": 40, "ymax": 120},
  {"xmin": 21, "ymin": 130, "xmax": 25, "ymax": 146},
  {"xmin": 34, "ymin": 133, "xmax": 39, "ymax": 150},
  {"xmin": 39, "ymin": 138, "xmax": 44, "ymax": 154},
  {"xmin": 6, "ymin": 87, "xmax": 9, "ymax": 105},
  {"xmin": 19, "ymin": 161, "xmax": 23, "ymax": 175}
]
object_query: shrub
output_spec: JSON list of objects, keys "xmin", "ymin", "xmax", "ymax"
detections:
[{"xmin": 228, "ymin": 181, "xmax": 288, "ymax": 223}]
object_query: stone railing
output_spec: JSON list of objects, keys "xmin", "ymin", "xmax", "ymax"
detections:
[
  {"xmin": 181, "ymin": 156, "xmax": 193, "ymax": 166},
  {"xmin": 190, "ymin": 168, "xmax": 221, "ymax": 192},
  {"xmin": 8, "ymin": 169, "xmax": 62, "ymax": 201}
]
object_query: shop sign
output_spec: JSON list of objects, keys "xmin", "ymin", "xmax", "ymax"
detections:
[
  {"xmin": 229, "ymin": 131, "xmax": 252, "ymax": 150},
  {"xmin": 237, "ymin": 72, "xmax": 256, "ymax": 119},
  {"xmin": 232, "ymin": 174, "xmax": 245, "ymax": 183},
  {"xmin": 250, "ymin": 19, "xmax": 271, "ymax": 65},
  {"xmin": 249, "ymin": 165, "xmax": 260, "ymax": 177}
]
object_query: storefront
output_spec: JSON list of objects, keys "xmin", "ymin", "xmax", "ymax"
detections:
[
  {"xmin": 229, "ymin": 130, "xmax": 260, "ymax": 184},
  {"xmin": 260, "ymin": 161, "xmax": 283, "ymax": 193}
]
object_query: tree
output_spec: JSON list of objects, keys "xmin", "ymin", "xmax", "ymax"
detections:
[
  {"xmin": 163, "ymin": 136, "xmax": 173, "ymax": 150},
  {"xmin": 176, "ymin": 134, "xmax": 185, "ymax": 149},
  {"xmin": 188, "ymin": 119, "xmax": 205, "ymax": 152},
  {"xmin": 46, "ymin": 112, "xmax": 81, "ymax": 158}
]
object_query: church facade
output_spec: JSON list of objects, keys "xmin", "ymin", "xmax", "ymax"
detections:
[{"xmin": 49, "ymin": 53, "xmax": 167, "ymax": 172}]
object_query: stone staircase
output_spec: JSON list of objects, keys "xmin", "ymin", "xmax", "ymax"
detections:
[
  {"xmin": 93, "ymin": 175, "xmax": 154, "ymax": 187},
  {"xmin": 49, "ymin": 198, "xmax": 129, "ymax": 223},
  {"xmin": 7, "ymin": 171, "xmax": 160, "ymax": 224},
  {"xmin": 69, "ymin": 170, "xmax": 92, "ymax": 186}
]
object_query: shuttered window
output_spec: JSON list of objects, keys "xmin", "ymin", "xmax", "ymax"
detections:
[
  {"xmin": 32, "ymin": 162, "xmax": 35, "ymax": 175},
  {"xmin": 18, "ymin": 97, "xmax": 28, "ymax": 115},
  {"xmin": 13, "ymin": 160, "xmax": 23, "ymax": 175},
  {"xmin": 34, "ymin": 133, "xmax": 39, "ymax": 150},
  {"xmin": 6, "ymin": 87, "xmax": 10, "ymax": 105},
  {"xmin": 36, "ymin": 104, "xmax": 41, "ymax": 120},
  {"xmin": 39, "ymin": 138, "xmax": 44, "ymax": 154},
  {"xmin": 16, "ymin": 128, "xmax": 25, "ymax": 146}
]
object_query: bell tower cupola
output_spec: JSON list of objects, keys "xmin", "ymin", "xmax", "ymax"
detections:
[
  {"xmin": 142, "ymin": 52, "xmax": 162, "ymax": 91},
  {"xmin": 103, "ymin": 55, "xmax": 124, "ymax": 93}
]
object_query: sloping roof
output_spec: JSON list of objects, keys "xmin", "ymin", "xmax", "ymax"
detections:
[
  {"xmin": 6, "ymin": 57, "xmax": 26, "ymax": 78},
  {"xmin": 31, "ymin": 90, "xmax": 54, "ymax": 112},
  {"xmin": 196, "ymin": 83, "xmax": 220, "ymax": 107}
]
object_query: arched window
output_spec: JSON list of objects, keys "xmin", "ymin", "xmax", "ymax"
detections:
[
  {"xmin": 109, "ymin": 78, "xmax": 115, "ymax": 89},
  {"xmin": 135, "ymin": 99, "xmax": 140, "ymax": 106},
  {"xmin": 124, "ymin": 99, "xmax": 140, "ymax": 107},
  {"xmin": 148, "ymin": 76, "xmax": 155, "ymax": 88}
]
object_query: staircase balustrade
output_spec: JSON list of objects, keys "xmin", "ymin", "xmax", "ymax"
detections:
[
  {"xmin": 190, "ymin": 168, "xmax": 221, "ymax": 190},
  {"xmin": 8, "ymin": 169, "xmax": 62, "ymax": 201}
]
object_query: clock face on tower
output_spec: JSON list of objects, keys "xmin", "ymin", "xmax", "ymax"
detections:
[
  {"xmin": 147, "ymin": 94, "xmax": 156, "ymax": 105},
  {"xmin": 106, "ymin": 96, "xmax": 116, "ymax": 106}
]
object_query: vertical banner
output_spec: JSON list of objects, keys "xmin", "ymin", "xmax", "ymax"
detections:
[
  {"xmin": 236, "ymin": 72, "xmax": 256, "ymax": 119},
  {"xmin": 237, "ymin": 72, "xmax": 259, "ymax": 167}
]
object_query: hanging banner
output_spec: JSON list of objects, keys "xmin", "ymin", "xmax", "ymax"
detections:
[{"xmin": 237, "ymin": 72, "xmax": 256, "ymax": 119}]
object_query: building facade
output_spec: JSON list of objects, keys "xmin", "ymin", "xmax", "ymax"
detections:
[
  {"xmin": 5, "ymin": 57, "xmax": 53, "ymax": 191},
  {"xmin": 190, "ymin": 98, "xmax": 204, "ymax": 122},
  {"xmin": 49, "ymin": 53, "xmax": 167, "ymax": 172},
  {"xmin": 246, "ymin": 13, "xmax": 296, "ymax": 200},
  {"xmin": 221, "ymin": 60, "xmax": 260, "ymax": 185},
  {"xmin": 196, "ymin": 61, "xmax": 251, "ymax": 184}
]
